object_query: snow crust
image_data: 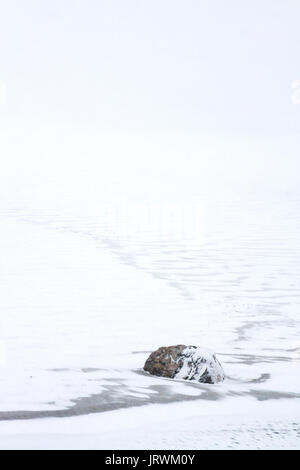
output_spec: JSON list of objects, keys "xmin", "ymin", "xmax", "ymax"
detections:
[{"xmin": 175, "ymin": 346, "xmax": 225, "ymax": 383}]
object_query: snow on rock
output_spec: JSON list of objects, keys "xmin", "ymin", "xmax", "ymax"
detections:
[{"xmin": 144, "ymin": 345, "xmax": 225, "ymax": 384}]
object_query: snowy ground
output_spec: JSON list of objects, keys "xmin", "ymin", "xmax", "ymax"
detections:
[
  {"xmin": 1, "ymin": 399, "xmax": 300, "ymax": 450},
  {"xmin": 0, "ymin": 134, "xmax": 299, "ymax": 449}
]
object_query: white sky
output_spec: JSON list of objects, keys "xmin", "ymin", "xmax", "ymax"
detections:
[
  {"xmin": 0, "ymin": 1, "xmax": 299, "ymax": 208},
  {"xmin": 0, "ymin": 0, "xmax": 299, "ymax": 134}
]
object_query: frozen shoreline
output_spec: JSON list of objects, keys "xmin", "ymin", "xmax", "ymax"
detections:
[
  {"xmin": 0, "ymin": 368, "xmax": 299, "ymax": 422},
  {"xmin": 1, "ymin": 0, "xmax": 300, "ymax": 449},
  {"xmin": 1, "ymin": 187, "xmax": 300, "ymax": 449}
]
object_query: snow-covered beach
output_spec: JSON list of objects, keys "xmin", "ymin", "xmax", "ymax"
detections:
[
  {"xmin": 0, "ymin": 133, "xmax": 299, "ymax": 449},
  {"xmin": 1, "ymin": 0, "xmax": 300, "ymax": 450}
]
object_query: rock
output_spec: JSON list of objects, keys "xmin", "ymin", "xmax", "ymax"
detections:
[{"xmin": 144, "ymin": 345, "xmax": 225, "ymax": 384}]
